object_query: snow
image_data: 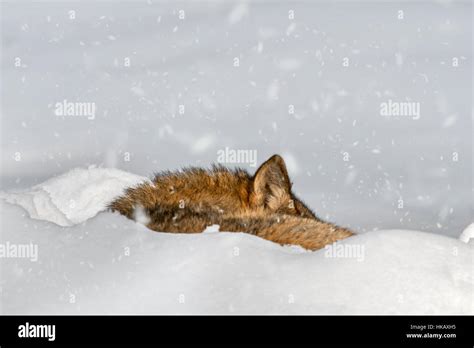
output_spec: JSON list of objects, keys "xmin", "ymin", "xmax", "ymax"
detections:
[
  {"xmin": 0, "ymin": 167, "xmax": 147, "ymax": 226},
  {"xmin": 202, "ymin": 224, "xmax": 220, "ymax": 234},
  {"xmin": 459, "ymin": 224, "xmax": 474, "ymax": 245},
  {"xmin": 0, "ymin": 169, "xmax": 473, "ymax": 314},
  {"xmin": 0, "ymin": 1, "xmax": 472, "ymax": 314}
]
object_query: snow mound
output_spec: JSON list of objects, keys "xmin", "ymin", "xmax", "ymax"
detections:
[
  {"xmin": 0, "ymin": 167, "xmax": 147, "ymax": 226},
  {"xmin": 0, "ymin": 200, "xmax": 472, "ymax": 314}
]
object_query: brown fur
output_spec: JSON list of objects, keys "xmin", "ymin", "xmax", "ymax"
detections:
[{"xmin": 109, "ymin": 154, "xmax": 353, "ymax": 250}]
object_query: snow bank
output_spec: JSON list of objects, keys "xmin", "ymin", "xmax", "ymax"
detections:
[
  {"xmin": 0, "ymin": 168, "xmax": 472, "ymax": 314},
  {"xmin": 0, "ymin": 167, "xmax": 147, "ymax": 226}
]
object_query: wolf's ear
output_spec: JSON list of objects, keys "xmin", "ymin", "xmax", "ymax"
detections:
[{"xmin": 251, "ymin": 154, "xmax": 292, "ymax": 210}]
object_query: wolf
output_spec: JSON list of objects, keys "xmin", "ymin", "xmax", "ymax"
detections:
[{"xmin": 109, "ymin": 154, "xmax": 353, "ymax": 250}]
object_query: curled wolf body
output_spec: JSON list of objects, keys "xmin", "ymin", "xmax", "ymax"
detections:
[{"xmin": 109, "ymin": 155, "xmax": 353, "ymax": 250}]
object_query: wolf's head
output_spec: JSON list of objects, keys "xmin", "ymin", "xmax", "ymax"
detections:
[{"xmin": 248, "ymin": 154, "xmax": 317, "ymax": 219}]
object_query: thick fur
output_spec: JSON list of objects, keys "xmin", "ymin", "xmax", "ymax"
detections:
[{"xmin": 109, "ymin": 154, "xmax": 353, "ymax": 250}]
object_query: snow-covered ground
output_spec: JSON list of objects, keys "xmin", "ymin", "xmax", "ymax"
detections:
[
  {"xmin": 0, "ymin": 1, "xmax": 472, "ymax": 314},
  {"xmin": 0, "ymin": 167, "xmax": 472, "ymax": 314}
]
